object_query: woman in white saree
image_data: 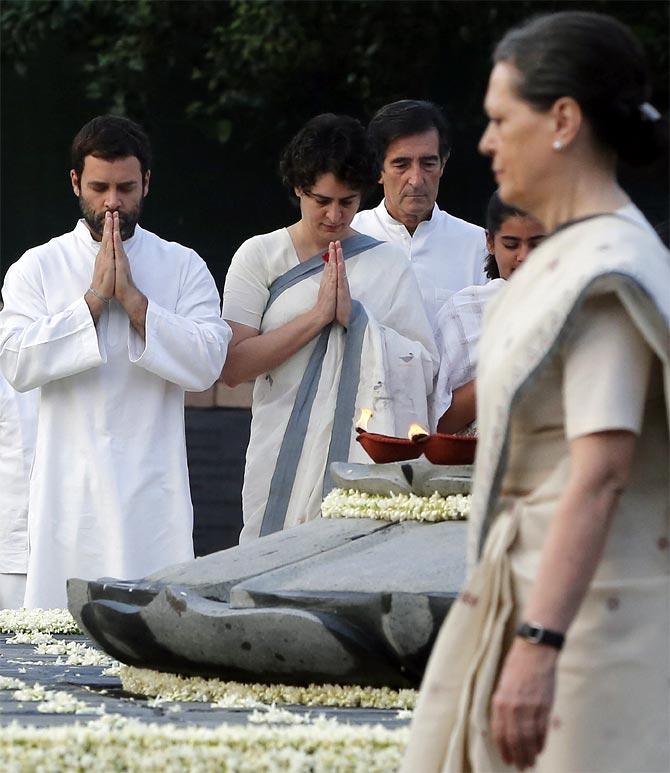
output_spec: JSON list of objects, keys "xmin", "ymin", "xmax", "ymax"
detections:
[
  {"xmin": 222, "ymin": 114, "xmax": 437, "ymax": 542},
  {"xmin": 403, "ymin": 11, "xmax": 669, "ymax": 773}
]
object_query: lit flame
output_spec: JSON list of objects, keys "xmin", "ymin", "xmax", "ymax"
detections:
[
  {"xmin": 407, "ymin": 423, "xmax": 429, "ymax": 441},
  {"xmin": 356, "ymin": 408, "xmax": 374, "ymax": 432}
]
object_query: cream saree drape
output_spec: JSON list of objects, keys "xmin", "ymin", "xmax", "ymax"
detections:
[{"xmin": 402, "ymin": 214, "xmax": 670, "ymax": 773}]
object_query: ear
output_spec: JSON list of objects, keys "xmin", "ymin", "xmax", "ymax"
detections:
[
  {"xmin": 551, "ymin": 96, "xmax": 583, "ymax": 149},
  {"xmin": 294, "ymin": 186, "xmax": 303, "ymax": 199},
  {"xmin": 485, "ymin": 229, "xmax": 495, "ymax": 254},
  {"xmin": 70, "ymin": 169, "xmax": 80, "ymax": 197},
  {"xmin": 142, "ymin": 170, "xmax": 151, "ymax": 197}
]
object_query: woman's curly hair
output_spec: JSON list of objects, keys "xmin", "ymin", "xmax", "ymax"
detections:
[{"xmin": 280, "ymin": 114, "xmax": 377, "ymax": 202}]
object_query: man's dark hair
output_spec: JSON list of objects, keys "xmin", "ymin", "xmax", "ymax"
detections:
[
  {"xmin": 280, "ymin": 113, "xmax": 377, "ymax": 202},
  {"xmin": 367, "ymin": 100, "xmax": 451, "ymax": 174},
  {"xmin": 71, "ymin": 115, "xmax": 152, "ymax": 181}
]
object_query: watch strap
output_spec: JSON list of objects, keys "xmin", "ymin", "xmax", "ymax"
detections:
[{"xmin": 516, "ymin": 622, "xmax": 565, "ymax": 650}]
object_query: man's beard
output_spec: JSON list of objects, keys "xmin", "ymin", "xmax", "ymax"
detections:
[{"xmin": 79, "ymin": 197, "xmax": 142, "ymax": 241}]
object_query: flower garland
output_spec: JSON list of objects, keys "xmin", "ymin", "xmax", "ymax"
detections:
[
  {"xmin": 322, "ymin": 488, "xmax": 470, "ymax": 523},
  {"xmin": 121, "ymin": 666, "xmax": 417, "ymax": 710},
  {"xmin": 0, "ymin": 715, "xmax": 409, "ymax": 772}
]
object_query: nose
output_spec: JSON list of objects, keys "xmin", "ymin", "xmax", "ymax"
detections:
[
  {"xmin": 516, "ymin": 243, "xmax": 531, "ymax": 264},
  {"xmin": 479, "ymin": 123, "xmax": 494, "ymax": 156},
  {"xmin": 104, "ymin": 188, "xmax": 121, "ymax": 211},
  {"xmin": 325, "ymin": 202, "xmax": 342, "ymax": 223},
  {"xmin": 407, "ymin": 161, "xmax": 423, "ymax": 186}
]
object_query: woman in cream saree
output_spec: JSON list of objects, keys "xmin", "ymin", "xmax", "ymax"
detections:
[{"xmin": 403, "ymin": 11, "xmax": 669, "ymax": 773}]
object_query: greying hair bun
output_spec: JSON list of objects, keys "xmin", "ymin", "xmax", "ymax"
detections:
[{"xmin": 494, "ymin": 11, "xmax": 667, "ymax": 166}]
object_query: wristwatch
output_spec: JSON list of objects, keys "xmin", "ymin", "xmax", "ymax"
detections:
[{"xmin": 516, "ymin": 622, "xmax": 565, "ymax": 651}]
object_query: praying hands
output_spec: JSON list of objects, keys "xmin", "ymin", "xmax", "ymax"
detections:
[
  {"xmin": 315, "ymin": 240, "xmax": 352, "ymax": 329},
  {"xmin": 85, "ymin": 211, "xmax": 148, "ymax": 338}
]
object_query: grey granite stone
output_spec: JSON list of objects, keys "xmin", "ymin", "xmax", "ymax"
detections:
[
  {"xmin": 146, "ymin": 517, "xmax": 390, "ymax": 599},
  {"xmin": 68, "ymin": 462, "xmax": 470, "ymax": 688},
  {"xmin": 70, "ymin": 518, "xmax": 467, "ymax": 686},
  {"xmin": 329, "ymin": 457, "xmax": 472, "ymax": 497}
]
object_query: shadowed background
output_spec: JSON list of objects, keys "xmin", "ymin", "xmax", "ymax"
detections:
[{"xmin": 2, "ymin": 0, "xmax": 667, "ymax": 553}]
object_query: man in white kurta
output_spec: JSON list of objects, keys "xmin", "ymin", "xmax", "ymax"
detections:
[
  {"xmin": 0, "ymin": 372, "xmax": 38, "ymax": 608},
  {"xmin": 0, "ymin": 116, "xmax": 231, "ymax": 608},
  {"xmin": 351, "ymin": 100, "xmax": 487, "ymax": 324}
]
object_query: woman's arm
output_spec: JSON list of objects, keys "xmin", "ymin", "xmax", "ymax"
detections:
[
  {"xmin": 222, "ymin": 312, "xmax": 327, "ymax": 386},
  {"xmin": 491, "ymin": 429, "xmax": 637, "ymax": 770},
  {"xmin": 222, "ymin": 242, "xmax": 341, "ymax": 387},
  {"xmin": 436, "ymin": 379, "xmax": 476, "ymax": 433}
]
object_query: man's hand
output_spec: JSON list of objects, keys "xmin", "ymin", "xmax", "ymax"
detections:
[
  {"xmin": 112, "ymin": 211, "xmax": 148, "ymax": 339},
  {"xmin": 491, "ymin": 638, "xmax": 558, "ymax": 770},
  {"xmin": 85, "ymin": 211, "xmax": 115, "ymax": 323},
  {"xmin": 333, "ymin": 241, "xmax": 352, "ymax": 328}
]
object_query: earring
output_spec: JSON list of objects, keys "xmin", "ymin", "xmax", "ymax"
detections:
[{"xmin": 552, "ymin": 140, "xmax": 563, "ymax": 151}]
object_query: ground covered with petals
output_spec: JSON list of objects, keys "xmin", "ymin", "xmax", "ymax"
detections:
[{"xmin": 0, "ymin": 609, "xmax": 412, "ymax": 771}]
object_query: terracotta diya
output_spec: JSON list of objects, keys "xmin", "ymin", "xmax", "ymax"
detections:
[
  {"xmin": 423, "ymin": 432, "xmax": 477, "ymax": 466},
  {"xmin": 355, "ymin": 410, "xmax": 429, "ymax": 464}
]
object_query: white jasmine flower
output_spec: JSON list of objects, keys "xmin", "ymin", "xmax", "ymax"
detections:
[
  {"xmin": 0, "ymin": 608, "xmax": 79, "ymax": 634},
  {"xmin": 322, "ymin": 489, "xmax": 470, "ymax": 523},
  {"xmin": 121, "ymin": 666, "xmax": 417, "ymax": 710}
]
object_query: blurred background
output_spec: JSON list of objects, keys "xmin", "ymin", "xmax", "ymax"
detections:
[
  {"xmin": 1, "ymin": 0, "xmax": 668, "ymax": 553},
  {"xmin": 2, "ymin": 0, "xmax": 668, "ymax": 288}
]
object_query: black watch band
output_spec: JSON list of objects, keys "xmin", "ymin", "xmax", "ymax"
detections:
[{"xmin": 516, "ymin": 622, "xmax": 565, "ymax": 651}]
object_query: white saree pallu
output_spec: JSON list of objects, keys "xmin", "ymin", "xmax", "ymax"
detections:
[
  {"xmin": 402, "ymin": 213, "xmax": 670, "ymax": 773},
  {"xmin": 234, "ymin": 233, "xmax": 437, "ymax": 541}
]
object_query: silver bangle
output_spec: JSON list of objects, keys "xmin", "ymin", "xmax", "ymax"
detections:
[{"xmin": 87, "ymin": 286, "xmax": 112, "ymax": 304}]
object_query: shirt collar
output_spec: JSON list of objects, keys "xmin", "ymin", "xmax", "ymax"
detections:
[{"xmin": 377, "ymin": 200, "xmax": 439, "ymax": 233}]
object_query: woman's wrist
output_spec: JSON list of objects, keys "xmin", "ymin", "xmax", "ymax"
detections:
[
  {"xmin": 516, "ymin": 621, "xmax": 565, "ymax": 651},
  {"xmin": 511, "ymin": 636, "xmax": 560, "ymax": 663}
]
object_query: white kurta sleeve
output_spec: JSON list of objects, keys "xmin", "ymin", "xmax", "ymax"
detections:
[
  {"xmin": 128, "ymin": 252, "xmax": 231, "ymax": 391},
  {"xmin": 0, "ymin": 260, "xmax": 104, "ymax": 392},
  {"xmin": 562, "ymin": 294, "xmax": 653, "ymax": 439}
]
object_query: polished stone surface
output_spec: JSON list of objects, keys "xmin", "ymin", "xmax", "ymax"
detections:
[{"xmin": 68, "ymin": 461, "xmax": 470, "ymax": 689}]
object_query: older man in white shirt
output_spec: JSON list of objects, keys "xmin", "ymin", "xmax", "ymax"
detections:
[
  {"xmin": 0, "ymin": 115, "xmax": 231, "ymax": 608},
  {"xmin": 352, "ymin": 100, "xmax": 487, "ymax": 324}
]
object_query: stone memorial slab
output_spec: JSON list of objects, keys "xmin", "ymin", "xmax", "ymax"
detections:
[{"xmin": 68, "ymin": 460, "xmax": 470, "ymax": 688}]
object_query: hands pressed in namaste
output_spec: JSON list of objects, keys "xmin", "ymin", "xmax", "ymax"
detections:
[
  {"xmin": 313, "ymin": 240, "xmax": 351, "ymax": 329},
  {"xmin": 86, "ymin": 211, "xmax": 148, "ymax": 337}
]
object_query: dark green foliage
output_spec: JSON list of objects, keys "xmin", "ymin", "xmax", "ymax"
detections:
[{"xmin": 2, "ymin": 0, "xmax": 667, "ymax": 148}]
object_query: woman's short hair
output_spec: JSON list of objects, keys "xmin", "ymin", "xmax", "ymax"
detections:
[
  {"xmin": 280, "ymin": 114, "xmax": 377, "ymax": 201},
  {"xmin": 484, "ymin": 191, "xmax": 527, "ymax": 279},
  {"xmin": 494, "ymin": 11, "xmax": 666, "ymax": 166}
]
